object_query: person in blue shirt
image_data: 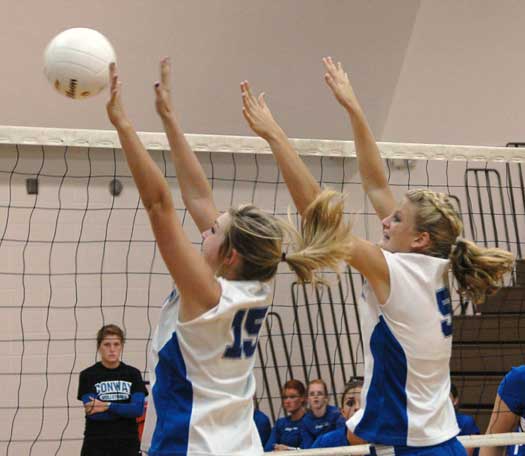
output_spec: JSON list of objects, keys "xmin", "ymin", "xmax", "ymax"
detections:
[
  {"xmin": 301, "ymin": 379, "xmax": 346, "ymax": 448},
  {"xmin": 481, "ymin": 366, "xmax": 525, "ymax": 456},
  {"xmin": 264, "ymin": 379, "xmax": 307, "ymax": 451},
  {"xmin": 253, "ymin": 397, "xmax": 272, "ymax": 447},
  {"xmin": 311, "ymin": 378, "xmax": 363, "ymax": 449},
  {"xmin": 451, "ymin": 383, "xmax": 480, "ymax": 456}
]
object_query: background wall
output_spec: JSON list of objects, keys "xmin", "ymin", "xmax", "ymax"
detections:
[
  {"xmin": 0, "ymin": 0, "xmax": 419, "ymax": 140},
  {"xmin": 2, "ymin": 1, "xmax": 524, "ymax": 146},
  {"xmin": 382, "ymin": 0, "xmax": 525, "ymax": 146}
]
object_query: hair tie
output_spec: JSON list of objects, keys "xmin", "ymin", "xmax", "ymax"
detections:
[
  {"xmin": 455, "ymin": 236, "xmax": 465, "ymax": 246},
  {"xmin": 281, "ymin": 252, "xmax": 287, "ymax": 262}
]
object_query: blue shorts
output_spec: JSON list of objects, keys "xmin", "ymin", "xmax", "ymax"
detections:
[{"xmin": 370, "ymin": 437, "xmax": 467, "ymax": 456}]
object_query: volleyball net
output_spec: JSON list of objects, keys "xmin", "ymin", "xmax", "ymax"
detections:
[{"xmin": 0, "ymin": 125, "xmax": 524, "ymax": 455}]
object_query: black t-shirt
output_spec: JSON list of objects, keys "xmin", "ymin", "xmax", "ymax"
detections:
[{"xmin": 77, "ymin": 361, "xmax": 148, "ymax": 445}]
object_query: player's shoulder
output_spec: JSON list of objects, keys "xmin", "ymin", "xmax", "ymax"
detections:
[
  {"xmin": 385, "ymin": 250, "xmax": 449, "ymax": 272},
  {"xmin": 275, "ymin": 415, "xmax": 291, "ymax": 427},
  {"xmin": 79, "ymin": 362, "xmax": 101, "ymax": 376},
  {"xmin": 217, "ymin": 277, "xmax": 271, "ymax": 303},
  {"xmin": 254, "ymin": 409, "xmax": 270, "ymax": 423},
  {"xmin": 118, "ymin": 362, "xmax": 144, "ymax": 377},
  {"xmin": 326, "ymin": 404, "xmax": 342, "ymax": 419},
  {"xmin": 501, "ymin": 365, "xmax": 525, "ymax": 392},
  {"xmin": 302, "ymin": 411, "xmax": 315, "ymax": 425},
  {"xmin": 506, "ymin": 365, "xmax": 525, "ymax": 381}
]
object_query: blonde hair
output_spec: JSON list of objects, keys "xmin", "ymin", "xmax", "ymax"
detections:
[
  {"xmin": 218, "ymin": 189, "xmax": 352, "ymax": 284},
  {"xmin": 406, "ymin": 189, "xmax": 515, "ymax": 304}
]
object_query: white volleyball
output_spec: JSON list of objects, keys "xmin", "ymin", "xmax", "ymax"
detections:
[{"xmin": 44, "ymin": 28, "xmax": 116, "ymax": 100}]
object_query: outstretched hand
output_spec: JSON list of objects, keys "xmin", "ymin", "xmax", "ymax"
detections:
[
  {"xmin": 154, "ymin": 57, "xmax": 174, "ymax": 120},
  {"xmin": 241, "ymin": 81, "xmax": 282, "ymax": 141},
  {"xmin": 322, "ymin": 57, "xmax": 361, "ymax": 114},
  {"xmin": 106, "ymin": 63, "xmax": 130, "ymax": 128}
]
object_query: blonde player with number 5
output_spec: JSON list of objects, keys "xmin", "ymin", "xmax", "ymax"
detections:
[
  {"xmin": 241, "ymin": 57, "xmax": 514, "ymax": 456},
  {"xmin": 105, "ymin": 58, "xmax": 353, "ymax": 456}
]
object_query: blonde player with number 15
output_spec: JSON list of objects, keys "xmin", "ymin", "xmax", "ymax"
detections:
[
  {"xmin": 241, "ymin": 57, "xmax": 514, "ymax": 456},
  {"xmin": 105, "ymin": 58, "xmax": 353, "ymax": 456}
]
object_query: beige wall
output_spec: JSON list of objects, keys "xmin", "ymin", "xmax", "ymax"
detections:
[
  {"xmin": 4, "ymin": 2, "xmax": 525, "ymax": 145},
  {"xmin": 382, "ymin": 0, "xmax": 525, "ymax": 146},
  {"xmin": 1, "ymin": 0, "xmax": 419, "ymax": 139}
]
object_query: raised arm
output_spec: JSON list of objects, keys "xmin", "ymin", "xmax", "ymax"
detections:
[
  {"xmin": 240, "ymin": 81, "xmax": 321, "ymax": 216},
  {"xmin": 323, "ymin": 56, "xmax": 396, "ymax": 220},
  {"xmin": 154, "ymin": 57, "xmax": 219, "ymax": 233},
  {"xmin": 106, "ymin": 63, "xmax": 221, "ymax": 321},
  {"xmin": 241, "ymin": 80, "xmax": 389, "ymax": 301}
]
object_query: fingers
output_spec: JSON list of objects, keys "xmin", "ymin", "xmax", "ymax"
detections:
[
  {"xmin": 322, "ymin": 56, "xmax": 336, "ymax": 74},
  {"xmin": 241, "ymin": 106, "xmax": 254, "ymax": 126},
  {"xmin": 257, "ymin": 92, "xmax": 267, "ymax": 109},
  {"xmin": 160, "ymin": 57, "xmax": 171, "ymax": 90},
  {"xmin": 109, "ymin": 80, "xmax": 121, "ymax": 105},
  {"xmin": 109, "ymin": 62, "xmax": 116, "ymax": 80},
  {"xmin": 324, "ymin": 72, "xmax": 336, "ymax": 91},
  {"xmin": 240, "ymin": 80, "xmax": 257, "ymax": 108},
  {"xmin": 109, "ymin": 63, "xmax": 120, "ymax": 94},
  {"xmin": 322, "ymin": 56, "xmax": 346, "ymax": 80}
]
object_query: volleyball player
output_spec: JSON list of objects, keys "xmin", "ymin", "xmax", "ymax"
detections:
[
  {"xmin": 480, "ymin": 366, "xmax": 525, "ymax": 456},
  {"xmin": 241, "ymin": 56, "xmax": 514, "ymax": 455},
  {"xmin": 105, "ymin": 59, "xmax": 353, "ymax": 456},
  {"xmin": 301, "ymin": 379, "xmax": 346, "ymax": 448},
  {"xmin": 311, "ymin": 378, "xmax": 363, "ymax": 449},
  {"xmin": 264, "ymin": 379, "xmax": 307, "ymax": 451},
  {"xmin": 77, "ymin": 324, "xmax": 147, "ymax": 456}
]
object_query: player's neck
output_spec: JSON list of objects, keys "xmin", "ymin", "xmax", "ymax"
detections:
[
  {"xmin": 101, "ymin": 359, "xmax": 121, "ymax": 369},
  {"xmin": 290, "ymin": 408, "xmax": 305, "ymax": 421},
  {"xmin": 311, "ymin": 404, "xmax": 327, "ymax": 418}
]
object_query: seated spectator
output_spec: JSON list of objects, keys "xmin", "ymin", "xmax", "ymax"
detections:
[
  {"xmin": 264, "ymin": 379, "xmax": 307, "ymax": 451},
  {"xmin": 301, "ymin": 379, "xmax": 346, "ymax": 449},
  {"xmin": 77, "ymin": 324, "xmax": 148, "ymax": 456},
  {"xmin": 311, "ymin": 378, "xmax": 363, "ymax": 449},
  {"xmin": 253, "ymin": 396, "xmax": 272, "ymax": 448},
  {"xmin": 481, "ymin": 366, "xmax": 525, "ymax": 456},
  {"xmin": 450, "ymin": 383, "xmax": 480, "ymax": 456}
]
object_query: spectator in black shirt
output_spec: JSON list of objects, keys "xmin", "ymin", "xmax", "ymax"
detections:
[{"xmin": 77, "ymin": 324, "xmax": 147, "ymax": 456}]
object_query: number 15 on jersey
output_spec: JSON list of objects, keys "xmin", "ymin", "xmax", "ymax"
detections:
[{"xmin": 223, "ymin": 307, "xmax": 269, "ymax": 359}]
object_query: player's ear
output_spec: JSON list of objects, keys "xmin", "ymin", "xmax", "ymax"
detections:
[
  {"xmin": 411, "ymin": 231, "xmax": 430, "ymax": 252},
  {"xmin": 223, "ymin": 248, "xmax": 240, "ymax": 266}
]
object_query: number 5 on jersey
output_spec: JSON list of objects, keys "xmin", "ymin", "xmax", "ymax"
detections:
[
  {"xmin": 436, "ymin": 287, "xmax": 453, "ymax": 337},
  {"xmin": 223, "ymin": 307, "xmax": 269, "ymax": 359}
]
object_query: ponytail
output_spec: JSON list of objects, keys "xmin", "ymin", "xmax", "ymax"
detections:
[
  {"xmin": 282, "ymin": 189, "xmax": 353, "ymax": 284},
  {"xmin": 449, "ymin": 238, "xmax": 514, "ymax": 304},
  {"xmin": 221, "ymin": 189, "xmax": 352, "ymax": 284}
]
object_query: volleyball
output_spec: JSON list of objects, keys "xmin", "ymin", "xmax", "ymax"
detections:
[{"xmin": 43, "ymin": 28, "xmax": 116, "ymax": 100}]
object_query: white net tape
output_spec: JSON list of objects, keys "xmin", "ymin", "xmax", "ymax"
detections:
[
  {"xmin": 268, "ymin": 433, "xmax": 525, "ymax": 455},
  {"xmin": 1, "ymin": 125, "xmax": 525, "ymax": 161}
]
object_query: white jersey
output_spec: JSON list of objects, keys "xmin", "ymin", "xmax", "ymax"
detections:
[
  {"xmin": 141, "ymin": 277, "xmax": 271, "ymax": 456},
  {"xmin": 347, "ymin": 250, "xmax": 459, "ymax": 447}
]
